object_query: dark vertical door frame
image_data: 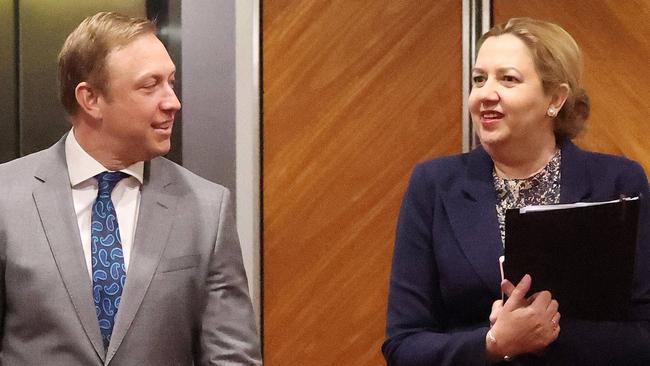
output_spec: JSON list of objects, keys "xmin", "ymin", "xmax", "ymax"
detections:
[
  {"xmin": 146, "ymin": 0, "xmax": 183, "ymax": 165},
  {"xmin": 0, "ymin": 0, "xmax": 19, "ymax": 162}
]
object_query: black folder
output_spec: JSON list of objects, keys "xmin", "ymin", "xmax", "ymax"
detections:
[{"xmin": 503, "ymin": 197, "xmax": 640, "ymax": 320}]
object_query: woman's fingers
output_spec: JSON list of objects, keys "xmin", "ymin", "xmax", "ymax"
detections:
[
  {"xmin": 503, "ymin": 274, "xmax": 532, "ymax": 310},
  {"xmin": 490, "ymin": 277, "xmax": 561, "ymax": 357},
  {"xmin": 528, "ymin": 290, "xmax": 552, "ymax": 310},
  {"xmin": 551, "ymin": 311, "xmax": 561, "ymax": 330},
  {"xmin": 546, "ymin": 299, "xmax": 559, "ymax": 314},
  {"xmin": 490, "ymin": 300, "xmax": 504, "ymax": 326},
  {"xmin": 501, "ymin": 279, "xmax": 516, "ymax": 296}
]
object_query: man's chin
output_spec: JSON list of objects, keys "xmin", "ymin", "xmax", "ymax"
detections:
[
  {"xmin": 135, "ymin": 142, "xmax": 171, "ymax": 162},
  {"xmin": 151, "ymin": 146, "xmax": 171, "ymax": 160}
]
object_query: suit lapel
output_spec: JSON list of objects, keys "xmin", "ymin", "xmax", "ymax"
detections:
[
  {"xmin": 106, "ymin": 159, "xmax": 178, "ymax": 364},
  {"xmin": 443, "ymin": 147, "xmax": 503, "ymax": 292},
  {"xmin": 558, "ymin": 140, "xmax": 592, "ymax": 203},
  {"xmin": 441, "ymin": 141, "xmax": 593, "ymax": 293},
  {"xmin": 32, "ymin": 139, "xmax": 106, "ymax": 361}
]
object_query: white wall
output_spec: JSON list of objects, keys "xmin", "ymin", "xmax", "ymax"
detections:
[{"xmin": 235, "ymin": 0, "xmax": 261, "ymax": 323}]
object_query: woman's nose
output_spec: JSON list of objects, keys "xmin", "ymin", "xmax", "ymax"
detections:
[{"xmin": 477, "ymin": 80, "xmax": 500, "ymax": 103}]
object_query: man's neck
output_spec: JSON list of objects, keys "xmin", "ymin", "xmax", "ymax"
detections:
[{"xmin": 72, "ymin": 121, "xmax": 135, "ymax": 171}]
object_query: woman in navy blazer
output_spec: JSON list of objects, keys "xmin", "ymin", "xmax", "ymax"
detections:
[{"xmin": 383, "ymin": 18, "xmax": 650, "ymax": 365}]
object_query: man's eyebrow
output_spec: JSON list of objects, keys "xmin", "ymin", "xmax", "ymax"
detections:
[{"xmin": 135, "ymin": 69, "xmax": 176, "ymax": 81}]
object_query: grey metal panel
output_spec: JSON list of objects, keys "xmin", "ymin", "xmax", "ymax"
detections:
[
  {"xmin": 462, "ymin": 0, "xmax": 491, "ymax": 152},
  {"xmin": 181, "ymin": 0, "xmax": 237, "ymax": 193},
  {"xmin": 165, "ymin": 0, "xmax": 182, "ymax": 165},
  {"xmin": 0, "ymin": 0, "xmax": 18, "ymax": 162},
  {"xmin": 234, "ymin": 0, "xmax": 262, "ymax": 322},
  {"xmin": 17, "ymin": 1, "xmax": 146, "ymax": 156}
]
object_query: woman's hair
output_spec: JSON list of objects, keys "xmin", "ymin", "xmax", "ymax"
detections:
[
  {"xmin": 478, "ymin": 17, "xmax": 589, "ymax": 141},
  {"xmin": 58, "ymin": 12, "xmax": 156, "ymax": 115}
]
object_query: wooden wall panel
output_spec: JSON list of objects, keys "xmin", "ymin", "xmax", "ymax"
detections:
[
  {"xmin": 262, "ymin": 2, "xmax": 461, "ymax": 365},
  {"xmin": 493, "ymin": 0, "xmax": 650, "ymax": 176}
]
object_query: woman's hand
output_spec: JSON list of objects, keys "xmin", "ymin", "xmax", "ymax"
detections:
[{"xmin": 486, "ymin": 274, "xmax": 561, "ymax": 361}]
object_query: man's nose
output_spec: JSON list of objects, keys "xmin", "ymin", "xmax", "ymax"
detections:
[{"xmin": 162, "ymin": 87, "xmax": 182, "ymax": 112}]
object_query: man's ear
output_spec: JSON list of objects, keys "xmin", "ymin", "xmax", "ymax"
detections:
[
  {"xmin": 74, "ymin": 82, "xmax": 103, "ymax": 119},
  {"xmin": 549, "ymin": 83, "xmax": 570, "ymax": 111}
]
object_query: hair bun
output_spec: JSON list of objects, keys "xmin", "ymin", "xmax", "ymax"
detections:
[
  {"xmin": 570, "ymin": 88, "xmax": 590, "ymax": 124},
  {"xmin": 555, "ymin": 88, "xmax": 589, "ymax": 140}
]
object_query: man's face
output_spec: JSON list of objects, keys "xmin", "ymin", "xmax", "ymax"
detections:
[{"xmin": 96, "ymin": 33, "xmax": 181, "ymax": 164}]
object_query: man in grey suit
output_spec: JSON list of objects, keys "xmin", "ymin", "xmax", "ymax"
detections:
[{"xmin": 0, "ymin": 12, "xmax": 261, "ymax": 365}]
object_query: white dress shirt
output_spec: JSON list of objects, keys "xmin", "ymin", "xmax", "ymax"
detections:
[{"xmin": 65, "ymin": 130, "xmax": 144, "ymax": 279}]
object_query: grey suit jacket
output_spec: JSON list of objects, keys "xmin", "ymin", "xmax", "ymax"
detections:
[{"xmin": 0, "ymin": 137, "xmax": 261, "ymax": 365}]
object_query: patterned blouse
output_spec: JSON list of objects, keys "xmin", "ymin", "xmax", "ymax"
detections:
[{"xmin": 493, "ymin": 149, "xmax": 562, "ymax": 246}]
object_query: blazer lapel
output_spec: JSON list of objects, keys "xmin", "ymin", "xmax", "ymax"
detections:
[
  {"xmin": 442, "ymin": 141, "xmax": 593, "ymax": 293},
  {"xmin": 32, "ymin": 139, "xmax": 106, "ymax": 361},
  {"xmin": 106, "ymin": 159, "xmax": 178, "ymax": 364},
  {"xmin": 559, "ymin": 139, "xmax": 592, "ymax": 203},
  {"xmin": 443, "ymin": 147, "xmax": 503, "ymax": 292}
]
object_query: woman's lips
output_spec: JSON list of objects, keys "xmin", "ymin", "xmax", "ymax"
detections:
[{"xmin": 480, "ymin": 110, "xmax": 504, "ymax": 128}]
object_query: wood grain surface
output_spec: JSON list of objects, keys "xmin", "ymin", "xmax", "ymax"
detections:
[
  {"xmin": 493, "ymin": 0, "xmax": 650, "ymax": 175},
  {"xmin": 262, "ymin": 2, "xmax": 462, "ymax": 365}
]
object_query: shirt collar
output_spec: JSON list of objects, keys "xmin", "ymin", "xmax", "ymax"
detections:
[{"xmin": 65, "ymin": 129, "xmax": 145, "ymax": 187}]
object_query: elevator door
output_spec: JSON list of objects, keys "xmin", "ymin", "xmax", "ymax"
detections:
[{"xmin": 0, "ymin": 0, "xmax": 181, "ymax": 164}]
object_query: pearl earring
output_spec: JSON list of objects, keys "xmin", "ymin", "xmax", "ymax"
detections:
[{"xmin": 547, "ymin": 107, "xmax": 558, "ymax": 118}]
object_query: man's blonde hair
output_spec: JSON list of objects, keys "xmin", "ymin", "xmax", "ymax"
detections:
[{"xmin": 58, "ymin": 12, "xmax": 156, "ymax": 115}]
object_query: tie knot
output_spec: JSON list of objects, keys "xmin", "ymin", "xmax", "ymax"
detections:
[{"xmin": 95, "ymin": 171, "xmax": 129, "ymax": 195}]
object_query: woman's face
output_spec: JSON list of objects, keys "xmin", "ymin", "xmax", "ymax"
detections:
[{"xmin": 469, "ymin": 34, "xmax": 554, "ymax": 150}]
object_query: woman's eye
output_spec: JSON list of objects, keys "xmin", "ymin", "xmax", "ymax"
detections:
[
  {"xmin": 502, "ymin": 75, "xmax": 519, "ymax": 84},
  {"xmin": 472, "ymin": 75, "xmax": 486, "ymax": 86}
]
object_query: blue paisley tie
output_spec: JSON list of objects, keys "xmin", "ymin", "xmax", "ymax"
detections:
[{"xmin": 91, "ymin": 171, "xmax": 129, "ymax": 349}]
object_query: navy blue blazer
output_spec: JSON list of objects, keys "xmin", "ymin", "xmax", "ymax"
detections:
[{"xmin": 383, "ymin": 140, "xmax": 650, "ymax": 366}]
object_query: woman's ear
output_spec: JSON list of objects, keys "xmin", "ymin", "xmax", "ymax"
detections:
[
  {"xmin": 549, "ymin": 83, "xmax": 570, "ymax": 111},
  {"xmin": 74, "ymin": 82, "xmax": 103, "ymax": 120}
]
